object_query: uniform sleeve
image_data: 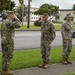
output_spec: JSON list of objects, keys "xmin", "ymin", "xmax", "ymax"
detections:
[
  {"xmin": 6, "ymin": 18, "xmax": 21, "ymax": 28},
  {"xmin": 48, "ymin": 23, "xmax": 56, "ymax": 41},
  {"xmin": 1, "ymin": 20, "xmax": 5, "ymax": 38},
  {"xmin": 50, "ymin": 23, "xmax": 56, "ymax": 41},
  {"xmin": 11, "ymin": 18, "xmax": 21, "ymax": 28},
  {"xmin": 34, "ymin": 20, "xmax": 42, "ymax": 26},
  {"xmin": 1, "ymin": 23, "xmax": 3, "ymax": 38},
  {"xmin": 61, "ymin": 23, "xmax": 66, "ymax": 39},
  {"xmin": 72, "ymin": 22, "xmax": 74, "ymax": 31}
]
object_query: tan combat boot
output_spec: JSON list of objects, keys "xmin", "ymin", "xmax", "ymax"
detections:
[
  {"xmin": 39, "ymin": 63, "xmax": 45, "ymax": 68},
  {"xmin": 67, "ymin": 60, "xmax": 72, "ymax": 64},
  {"xmin": 62, "ymin": 60, "xmax": 68, "ymax": 65},
  {"xmin": 43, "ymin": 63, "xmax": 49, "ymax": 69},
  {"xmin": 1, "ymin": 70, "xmax": 14, "ymax": 75}
]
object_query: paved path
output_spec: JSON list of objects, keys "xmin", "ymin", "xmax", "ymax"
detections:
[{"xmin": 4, "ymin": 61, "xmax": 75, "ymax": 75}]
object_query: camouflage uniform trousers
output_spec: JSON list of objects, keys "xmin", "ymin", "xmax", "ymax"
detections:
[
  {"xmin": 62, "ymin": 39, "xmax": 72, "ymax": 60},
  {"xmin": 41, "ymin": 41, "xmax": 51, "ymax": 63},
  {"xmin": 1, "ymin": 38, "xmax": 14, "ymax": 71}
]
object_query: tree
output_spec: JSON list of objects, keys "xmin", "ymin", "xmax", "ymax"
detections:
[
  {"xmin": 0, "ymin": 0, "xmax": 15, "ymax": 13},
  {"xmin": 73, "ymin": 4, "xmax": 75, "ymax": 16},
  {"xmin": 10, "ymin": 1, "xmax": 15, "ymax": 10},
  {"xmin": 16, "ymin": 5, "xmax": 27, "ymax": 17},
  {"xmin": 73, "ymin": 4, "xmax": 75, "ymax": 11},
  {"xmin": 34, "ymin": 3, "xmax": 59, "ymax": 16}
]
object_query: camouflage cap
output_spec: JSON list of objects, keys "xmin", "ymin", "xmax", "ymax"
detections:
[
  {"xmin": 7, "ymin": 11, "xmax": 14, "ymax": 14},
  {"xmin": 66, "ymin": 13, "xmax": 72, "ymax": 17},
  {"xmin": 43, "ymin": 13, "xmax": 49, "ymax": 18}
]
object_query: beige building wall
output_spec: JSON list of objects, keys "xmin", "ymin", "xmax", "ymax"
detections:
[{"xmin": 59, "ymin": 9, "xmax": 75, "ymax": 22}]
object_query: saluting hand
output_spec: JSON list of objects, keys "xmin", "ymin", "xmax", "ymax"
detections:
[
  {"xmin": 49, "ymin": 41, "xmax": 52, "ymax": 44},
  {"xmin": 63, "ymin": 39, "xmax": 67, "ymax": 43}
]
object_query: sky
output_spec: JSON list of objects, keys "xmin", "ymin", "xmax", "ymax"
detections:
[{"xmin": 12, "ymin": 0, "xmax": 75, "ymax": 9}]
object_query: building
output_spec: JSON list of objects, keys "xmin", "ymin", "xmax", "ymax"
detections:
[
  {"xmin": 26, "ymin": 6, "xmax": 55, "ymax": 21},
  {"xmin": 59, "ymin": 9, "xmax": 75, "ymax": 22},
  {"xmin": 13, "ymin": 6, "xmax": 55, "ymax": 21},
  {"xmin": 13, "ymin": 6, "xmax": 75, "ymax": 22},
  {"xmin": 26, "ymin": 7, "xmax": 40, "ymax": 21}
]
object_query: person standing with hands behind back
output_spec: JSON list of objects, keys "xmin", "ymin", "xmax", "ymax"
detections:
[
  {"xmin": 61, "ymin": 13, "xmax": 73, "ymax": 65},
  {"xmin": 34, "ymin": 13, "xmax": 56, "ymax": 69},
  {"xmin": 1, "ymin": 11, "xmax": 21, "ymax": 75}
]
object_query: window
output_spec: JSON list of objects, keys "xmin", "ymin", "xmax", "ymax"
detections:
[{"xmin": 32, "ymin": 17, "xmax": 33, "ymax": 19}]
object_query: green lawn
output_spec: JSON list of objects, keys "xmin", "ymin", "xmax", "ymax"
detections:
[
  {"xmin": 53, "ymin": 21, "xmax": 75, "ymax": 25},
  {"xmin": 16, "ymin": 25, "xmax": 61, "ymax": 30},
  {"xmin": 64, "ymin": 73, "xmax": 75, "ymax": 75},
  {"xmin": 0, "ymin": 25, "xmax": 62, "ymax": 30},
  {"xmin": 53, "ymin": 21, "xmax": 62, "ymax": 24},
  {"xmin": 15, "ymin": 25, "xmax": 75, "ymax": 30},
  {"xmin": 0, "ymin": 24, "xmax": 75, "ymax": 30},
  {"xmin": 0, "ymin": 47, "xmax": 75, "ymax": 71},
  {"xmin": 15, "ymin": 25, "xmax": 41, "ymax": 30}
]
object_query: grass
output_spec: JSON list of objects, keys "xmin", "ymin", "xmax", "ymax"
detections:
[
  {"xmin": 55, "ymin": 25, "xmax": 61, "ymax": 30},
  {"xmin": 15, "ymin": 25, "xmax": 75, "ymax": 30},
  {"xmin": 0, "ymin": 23, "xmax": 75, "ymax": 30},
  {"xmin": 17, "ymin": 25, "xmax": 62, "ymax": 30},
  {"xmin": 17, "ymin": 24, "xmax": 75, "ymax": 30},
  {"xmin": 0, "ymin": 47, "xmax": 75, "ymax": 71},
  {"xmin": 0, "ymin": 25, "xmax": 1, "ymax": 28},
  {"xmin": 64, "ymin": 73, "xmax": 75, "ymax": 75},
  {"xmin": 0, "ymin": 25, "xmax": 62, "ymax": 30},
  {"xmin": 15, "ymin": 25, "xmax": 41, "ymax": 30},
  {"xmin": 53, "ymin": 21, "xmax": 62, "ymax": 24}
]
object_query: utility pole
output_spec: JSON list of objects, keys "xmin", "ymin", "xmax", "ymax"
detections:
[
  {"xmin": 27, "ymin": 0, "xmax": 30, "ymax": 28},
  {"xmin": 27, "ymin": 0, "xmax": 32, "ymax": 28},
  {"xmin": 19, "ymin": 0, "xmax": 24, "ymax": 25}
]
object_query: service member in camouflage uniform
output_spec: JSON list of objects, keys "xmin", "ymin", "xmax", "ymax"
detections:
[
  {"xmin": 61, "ymin": 13, "xmax": 73, "ymax": 65},
  {"xmin": 34, "ymin": 13, "xmax": 56, "ymax": 69},
  {"xmin": 1, "ymin": 11, "xmax": 21, "ymax": 75}
]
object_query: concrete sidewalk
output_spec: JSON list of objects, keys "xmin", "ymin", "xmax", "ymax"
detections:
[{"xmin": 9, "ymin": 61, "xmax": 75, "ymax": 75}]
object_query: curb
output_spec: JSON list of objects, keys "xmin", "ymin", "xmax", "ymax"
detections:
[
  {"xmin": 10, "ymin": 29, "xmax": 61, "ymax": 31},
  {"xmin": 17, "ymin": 29, "xmax": 60, "ymax": 31}
]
